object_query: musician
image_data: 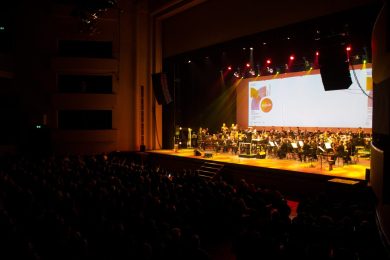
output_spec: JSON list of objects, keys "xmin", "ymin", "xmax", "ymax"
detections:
[
  {"xmin": 221, "ymin": 123, "xmax": 229, "ymax": 134},
  {"xmin": 191, "ymin": 131, "xmax": 198, "ymax": 148},
  {"xmin": 301, "ymin": 139, "xmax": 312, "ymax": 162},
  {"xmin": 334, "ymin": 140, "xmax": 346, "ymax": 164},
  {"xmin": 198, "ymin": 127, "xmax": 205, "ymax": 150},
  {"xmin": 277, "ymin": 138, "xmax": 289, "ymax": 159}
]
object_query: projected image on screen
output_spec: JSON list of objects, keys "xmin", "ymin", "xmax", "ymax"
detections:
[{"xmin": 248, "ymin": 68, "xmax": 372, "ymax": 128}]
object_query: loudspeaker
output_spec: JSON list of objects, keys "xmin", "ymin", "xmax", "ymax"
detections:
[
  {"xmin": 152, "ymin": 73, "xmax": 172, "ymax": 105},
  {"xmin": 204, "ymin": 152, "xmax": 213, "ymax": 158},
  {"xmin": 319, "ymin": 44, "xmax": 352, "ymax": 91},
  {"xmin": 194, "ymin": 149, "xmax": 202, "ymax": 156}
]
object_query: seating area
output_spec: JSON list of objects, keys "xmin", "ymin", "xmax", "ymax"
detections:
[{"xmin": 0, "ymin": 153, "xmax": 387, "ymax": 260}]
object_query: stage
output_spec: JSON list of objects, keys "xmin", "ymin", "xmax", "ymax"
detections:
[
  {"xmin": 149, "ymin": 148, "xmax": 369, "ymax": 180},
  {"xmin": 146, "ymin": 149, "xmax": 371, "ymax": 194}
]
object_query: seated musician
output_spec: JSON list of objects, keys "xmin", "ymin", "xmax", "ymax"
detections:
[
  {"xmin": 191, "ymin": 131, "xmax": 198, "ymax": 148},
  {"xmin": 341, "ymin": 140, "xmax": 352, "ymax": 163},
  {"xmin": 309, "ymin": 140, "xmax": 318, "ymax": 160},
  {"xmin": 301, "ymin": 140, "xmax": 312, "ymax": 162},
  {"xmin": 331, "ymin": 140, "xmax": 346, "ymax": 164},
  {"xmin": 277, "ymin": 138, "xmax": 288, "ymax": 159}
]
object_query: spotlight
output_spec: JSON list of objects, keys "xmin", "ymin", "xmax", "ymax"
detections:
[
  {"xmin": 250, "ymin": 47, "xmax": 254, "ymax": 50},
  {"xmin": 314, "ymin": 30, "xmax": 321, "ymax": 41},
  {"xmin": 249, "ymin": 69, "xmax": 255, "ymax": 76},
  {"xmin": 227, "ymin": 66, "xmax": 232, "ymax": 70},
  {"xmin": 289, "ymin": 55, "xmax": 295, "ymax": 61},
  {"xmin": 346, "ymin": 46, "xmax": 352, "ymax": 52},
  {"xmin": 187, "ymin": 60, "xmax": 191, "ymax": 63},
  {"xmin": 266, "ymin": 59, "xmax": 271, "ymax": 64},
  {"xmin": 304, "ymin": 60, "xmax": 310, "ymax": 70},
  {"xmin": 246, "ymin": 63, "xmax": 251, "ymax": 68},
  {"xmin": 316, "ymin": 51, "xmax": 319, "ymax": 56},
  {"xmin": 267, "ymin": 67, "xmax": 274, "ymax": 74}
]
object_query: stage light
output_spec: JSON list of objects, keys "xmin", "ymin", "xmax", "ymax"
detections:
[
  {"xmin": 250, "ymin": 47, "xmax": 254, "ymax": 50},
  {"xmin": 266, "ymin": 59, "xmax": 271, "ymax": 64},
  {"xmin": 289, "ymin": 55, "xmax": 295, "ymax": 61},
  {"xmin": 346, "ymin": 46, "xmax": 352, "ymax": 52},
  {"xmin": 227, "ymin": 66, "xmax": 232, "ymax": 70},
  {"xmin": 316, "ymin": 51, "xmax": 319, "ymax": 56},
  {"xmin": 187, "ymin": 60, "xmax": 191, "ymax": 63},
  {"xmin": 304, "ymin": 60, "xmax": 310, "ymax": 70},
  {"xmin": 262, "ymin": 42, "xmax": 267, "ymax": 45},
  {"xmin": 363, "ymin": 59, "xmax": 367, "ymax": 64},
  {"xmin": 246, "ymin": 63, "xmax": 250, "ymax": 68},
  {"xmin": 314, "ymin": 29, "xmax": 321, "ymax": 41},
  {"xmin": 249, "ymin": 69, "xmax": 255, "ymax": 76},
  {"xmin": 234, "ymin": 71, "xmax": 240, "ymax": 78},
  {"xmin": 267, "ymin": 67, "xmax": 274, "ymax": 74}
]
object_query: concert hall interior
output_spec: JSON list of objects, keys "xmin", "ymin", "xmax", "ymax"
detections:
[{"xmin": 1, "ymin": 0, "xmax": 390, "ymax": 259}]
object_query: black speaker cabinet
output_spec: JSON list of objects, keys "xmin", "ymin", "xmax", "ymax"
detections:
[
  {"xmin": 319, "ymin": 44, "xmax": 352, "ymax": 91},
  {"xmin": 152, "ymin": 72, "xmax": 172, "ymax": 105}
]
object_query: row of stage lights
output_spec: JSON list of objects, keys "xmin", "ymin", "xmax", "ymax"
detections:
[
  {"xmin": 187, "ymin": 45, "xmax": 368, "ymax": 79},
  {"xmin": 229, "ymin": 46, "xmax": 359, "ymax": 78},
  {"xmin": 229, "ymin": 52, "xmax": 319, "ymax": 78}
]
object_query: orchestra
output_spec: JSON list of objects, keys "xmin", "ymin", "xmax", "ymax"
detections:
[{"xmin": 181, "ymin": 124, "xmax": 372, "ymax": 162}]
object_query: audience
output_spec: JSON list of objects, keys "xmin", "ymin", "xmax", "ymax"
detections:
[{"xmin": 0, "ymin": 153, "xmax": 386, "ymax": 259}]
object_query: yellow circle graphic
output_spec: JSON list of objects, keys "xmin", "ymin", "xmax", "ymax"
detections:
[{"xmin": 260, "ymin": 98, "xmax": 273, "ymax": 113}]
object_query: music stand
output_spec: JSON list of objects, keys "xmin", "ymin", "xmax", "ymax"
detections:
[
  {"xmin": 298, "ymin": 140, "xmax": 304, "ymax": 147},
  {"xmin": 291, "ymin": 143, "xmax": 298, "ymax": 149},
  {"xmin": 318, "ymin": 146, "xmax": 325, "ymax": 153},
  {"xmin": 325, "ymin": 142, "xmax": 332, "ymax": 150},
  {"xmin": 269, "ymin": 141, "xmax": 275, "ymax": 147},
  {"xmin": 317, "ymin": 146, "xmax": 325, "ymax": 169}
]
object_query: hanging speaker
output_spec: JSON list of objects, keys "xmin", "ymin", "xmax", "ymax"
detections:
[
  {"xmin": 152, "ymin": 72, "xmax": 172, "ymax": 105},
  {"xmin": 319, "ymin": 43, "xmax": 352, "ymax": 91}
]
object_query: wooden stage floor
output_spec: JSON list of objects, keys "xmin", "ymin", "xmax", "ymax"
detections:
[{"xmin": 148, "ymin": 148, "xmax": 370, "ymax": 181}]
